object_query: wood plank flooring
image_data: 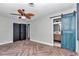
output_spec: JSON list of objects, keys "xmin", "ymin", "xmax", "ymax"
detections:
[{"xmin": 0, "ymin": 40, "xmax": 78, "ymax": 56}]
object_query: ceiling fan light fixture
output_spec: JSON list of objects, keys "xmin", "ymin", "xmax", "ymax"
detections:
[{"xmin": 21, "ymin": 16, "xmax": 26, "ymax": 19}]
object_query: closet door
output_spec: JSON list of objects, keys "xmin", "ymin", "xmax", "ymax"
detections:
[
  {"xmin": 13, "ymin": 23, "xmax": 20, "ymax": 42},
  {"xmin": 61, "ymin": 13, "xmax": 76, "ymax": 51},
  {"xmin": 20, "ymin": 24, "xmax": 26, "ymax": 40}
]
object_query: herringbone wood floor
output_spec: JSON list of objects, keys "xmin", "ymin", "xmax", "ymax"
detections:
[{"xmin": 0, "ymin": 40, "xmax": 78, "ymax": 56}]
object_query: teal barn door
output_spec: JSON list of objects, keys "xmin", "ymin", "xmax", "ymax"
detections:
[{"xmin": 61, "ymin": 12, "xmax": 76, "ymax": 52}]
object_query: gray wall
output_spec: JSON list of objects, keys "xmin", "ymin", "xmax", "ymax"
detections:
[
  {"xmin": 0, "ymin": 16, "xmax": 29, "ymax": 45},
  {"xmin": 30, "ymin": 16, "xmax": 53, "ymax": 46},
  {"xmin": 0, "ymin": 16, "xmax": 13, "ymax": 44}
]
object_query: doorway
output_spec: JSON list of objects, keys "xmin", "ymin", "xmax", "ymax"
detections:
[
  {"xmin": 53, "ymin": 17, "xmax": 61, "ymax": 47},
  {"xmin": 13, "ymin": 23, "xmax": 30, "ymax": 42}
]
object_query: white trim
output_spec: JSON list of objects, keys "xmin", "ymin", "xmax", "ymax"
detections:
[
  {"xmin": 76, "ymin": 4, "xmax": 78, "ymax": 52},
  {"xmin": 0, "ymin": 41, "xmax": 13, "ymax": 45},
  {"xmin": 30, "ymin": 39, "xmax": 53, "ymax": 46}
]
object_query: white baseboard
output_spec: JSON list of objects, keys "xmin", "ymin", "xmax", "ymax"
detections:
[
  {"xmin": 30, "ymin": 39, "xmax": 53, "ymax": 46},
  {"xmin": 0, "ymin": 41, "xmax": 13, "ymax": 45}
]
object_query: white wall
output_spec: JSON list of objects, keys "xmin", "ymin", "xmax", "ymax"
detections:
[
  {"xmin": 0, "ymin": 16, "xmax": 13, "ymax": 45},
  {"xmin": 11, "ymin": 16, "xmax": 29, "ymax": 24},
  {"xmin": 30, "ymin": 7, "xmax": 76, "ymax": 46},
  {"xmin": 0, "ymin": 16, "xmax": 28, "ymax": 45},
  {"xmin": 30, "ymin": 16, "xmax": 53, "ymax": 46}
]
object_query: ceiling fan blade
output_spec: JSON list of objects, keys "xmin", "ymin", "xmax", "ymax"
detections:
[
  {"xmin": 26, "ymin": 13, "xmax": 34, "ymax": 16},
  {"xmin": 9, "ymin": 13, "xmax": 20, "ymax": 15},
  {"xmin": 23, "ymin": 13, "xmax": 34, "ymax": 19},
  {"xmin": 24, "ymin": 14, "xmax": 31, "ymax": 19},
  {"xmin": 17, "ymin": 9, "xmax": 24, "ymax": 16},
  {"xmin": 25, "ymin": 16, "xmax": 31, "ymax": 19}
]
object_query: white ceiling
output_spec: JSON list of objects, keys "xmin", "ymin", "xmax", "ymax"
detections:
[{"xmin": 0, "ymin": 3, "xmax": 76, "ymax": 20}]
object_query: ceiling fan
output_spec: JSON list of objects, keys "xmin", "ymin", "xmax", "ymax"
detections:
[{"xmin": 10, "ymin": 9, "xmax": 34, "ymax": 19}]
